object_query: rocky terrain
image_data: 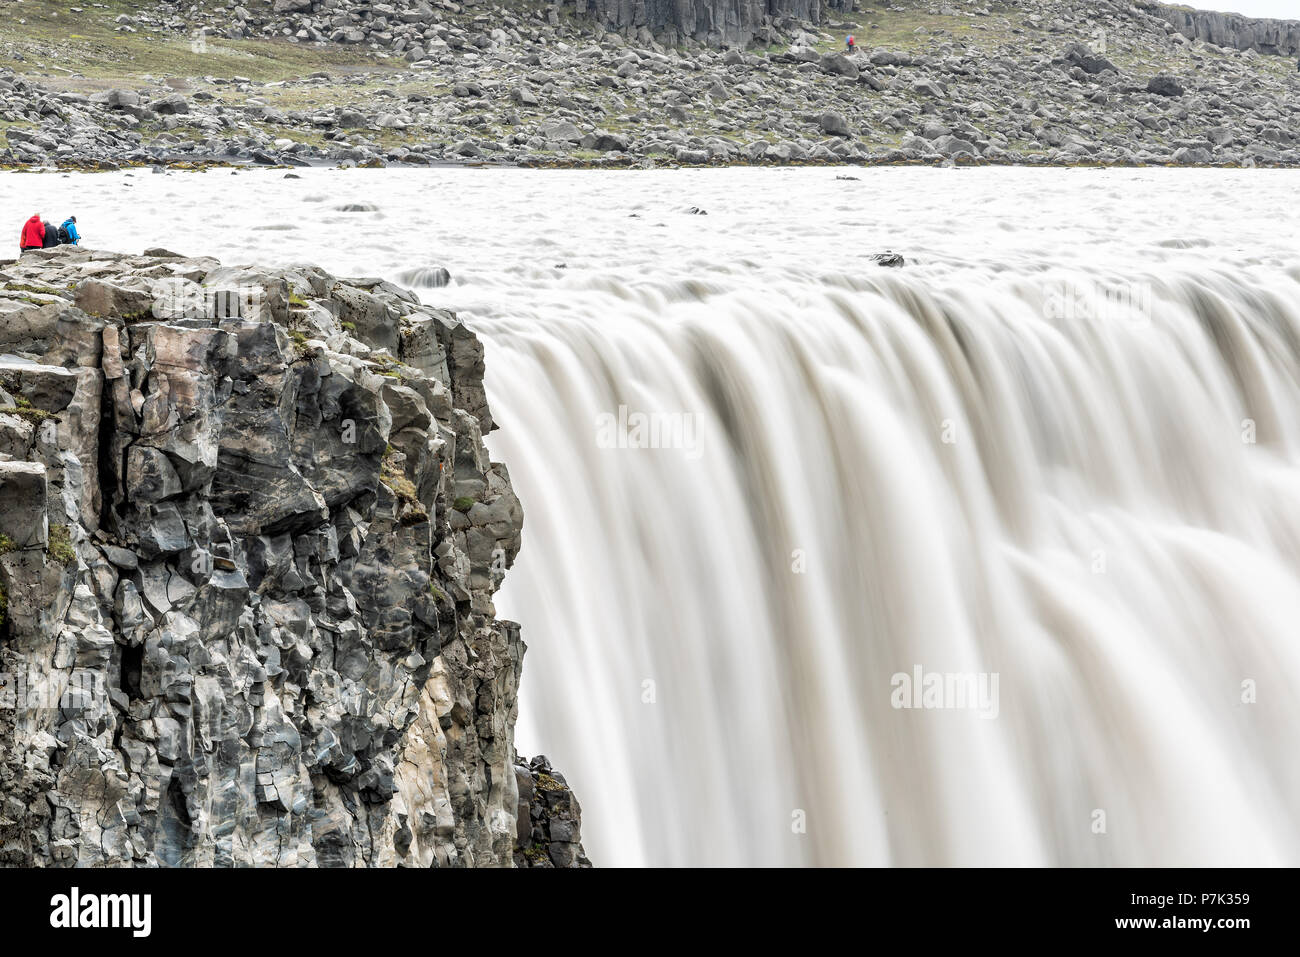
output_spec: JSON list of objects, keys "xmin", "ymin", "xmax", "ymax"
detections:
[
  {"xmin": 0, "ymin": 243, "xmax": 584, "ymax": 867},
  {"xmin": 2, "ymin": 0, "xmax": 1300, "ymax": 168}
]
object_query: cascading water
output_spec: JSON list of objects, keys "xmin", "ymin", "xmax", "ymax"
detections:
[
  {"xmin": 477, "ymin": 268, "xmax": 1300, "ymax": 866},
  {"xmin": 10, "ymin": 166, "xmax": 1300, "ymax": 866}
]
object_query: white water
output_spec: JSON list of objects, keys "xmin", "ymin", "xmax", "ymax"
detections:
[{"xmin": 7, "ymin": 167, "xmax": 1300, "ymax": 866}]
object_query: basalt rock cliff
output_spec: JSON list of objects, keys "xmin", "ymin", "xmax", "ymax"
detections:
[
  {"xmin": 157, "ymin": 0, "xmax": 853, "ymax": 47},
  {"xmin": 0, "ymin": 244, "xmax": 578, "ymax": 867},
  {"xmin": 1146, "ymin": 1, "xmax": 1300, "ymax": 57},
  {"xmin": 575, "ymin": 0, "xmax": 853, "ymax": 45}
]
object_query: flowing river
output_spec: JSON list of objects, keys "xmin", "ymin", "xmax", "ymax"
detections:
[{"xmin": 6, "ymin": 166, "xmax": 1300, "ymax": 866}]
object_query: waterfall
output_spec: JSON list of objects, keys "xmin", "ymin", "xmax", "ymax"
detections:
[
  {"xmin": 477, "ymin": 266, "xmax": 1300, "ymax": 866},
  {"xmin": 12, "ymin": 163, "xmax": 1298, "ymax": 867}
]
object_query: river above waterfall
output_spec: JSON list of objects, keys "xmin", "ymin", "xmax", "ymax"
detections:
[{"xmin": 7, "ymin": 166, "xmax": 1300, "ymax": 866}]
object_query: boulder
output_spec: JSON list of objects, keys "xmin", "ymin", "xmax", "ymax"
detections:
[
  {"xmin": 819, "ymin": 111, "xmax": 851, "ymax": 137},
  {"xmin": 1148, "ymin": 74, "xmax": 1185, "ymax": 97},
  {"xmin": 1063, "ymin": 42, "xmax": 1118, "ymax": 74},
  {"xmin": 819, "ymin": 53, "xmax": 859, "ymax": 79},
  {"xmin": 149, "ymin": 93, "xmax": 190, "ymax": 115}
]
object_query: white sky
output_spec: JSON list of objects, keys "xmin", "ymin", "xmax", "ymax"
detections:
[{"xmin": 1193, "ymin": 1, "xmax": 1298, "ymax": 16}]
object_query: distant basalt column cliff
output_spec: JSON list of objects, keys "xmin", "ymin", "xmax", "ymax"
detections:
[
  {"xmin": 575, "ymin": 0, "xmax": 854, "ymax": 45},
  {"xmin": 1147, "ymin": 2, "xmax": 1300, "ymax": 56},
  {"xmin": 0, "ymin": 246, "xmax": 583, "ymax": 868}
]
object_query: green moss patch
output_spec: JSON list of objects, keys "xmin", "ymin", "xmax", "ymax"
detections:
[{"xmin": 47, "ymin": 524, "xmax": 75, "ymax": 567}]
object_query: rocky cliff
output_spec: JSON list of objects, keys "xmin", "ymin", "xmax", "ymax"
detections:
[
  {"xmin": 0, "ymin": 244, "xmax": 574, "ymax": 867},
  {"xmin": 161, "ymin": 0, "xmax": 852, "ymax": 47},
  {"xmin": 513, "ymin": 754, "xmax": 591, "ymax": 867},
  {"xmin": 1146, "ymin": 2, "xmax": 1300, "ymax": 57},
  {"xmin": 574, "ymin": 0, "xmax": 853, "ymax": 46}
]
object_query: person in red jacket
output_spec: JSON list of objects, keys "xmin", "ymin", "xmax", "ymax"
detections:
[{"xmin": 19, "ymin": 214, "xmax": 44, "ymax": 252}]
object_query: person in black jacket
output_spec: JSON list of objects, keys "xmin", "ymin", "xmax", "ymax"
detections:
[{"xmin": 41, "ymin": 221, "xmax": 62, "ymax": 248}]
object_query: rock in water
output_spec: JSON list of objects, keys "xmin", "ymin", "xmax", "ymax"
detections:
[
  {"xmin": 0, "ymin": 245, "xmax": 585, "ymax": 868},
  {"xmin": 871, "ymin": 251, "xmax": 906, "ymax": 267},
  {"xmin": 397, "ymin": 266, "xmax": 453, "ymax": 288}
]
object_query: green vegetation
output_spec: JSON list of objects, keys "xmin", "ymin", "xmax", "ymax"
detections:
[
  {"xmin": 0, "ymin": 0, "xmax": 378, "ymax": 83},
  {"xmin": 288, "ymin": 328, "xmax": 312, "ymax": 359},
  {"xmin": 812, "ymin": 1, "xmax": 1016, "ymax": 55},
  {"xmin": 47, "ymin": 524, "xmax": 76, "ymax": 567},
  {"xmin": 451, "ymin": 496, "xmax": 475, "ymax": 513},
  {"xmin": 369, "ymin": 352, "xmax": 415, "ymax": 381},
  {"xmin": 0, "ymin": 534, "xmax": 16, "ymax": 556},
  {"xmin": 536, "ymin": 773, "xmax": 566, "ymax": 792},
  {"xmin": 6, "ymin": 396, "xmax": 56, "ymax": 428},
  {"xmin": 380, "ymin": 450, "xmax": 428, "ymax": 524},
  {"xmin": 3, "ymin": 281, "xmax": 62, "ymax": 297}
]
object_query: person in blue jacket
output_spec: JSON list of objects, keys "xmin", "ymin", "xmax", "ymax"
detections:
[{"xmin": 60, "ymin": 216, "xmax": 80, "ymax": 245}]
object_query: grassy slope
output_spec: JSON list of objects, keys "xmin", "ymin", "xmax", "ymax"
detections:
[
  {"xmin": 816, "ymin": 0, "xmax": 1019, "ymax": 53},
  {"xmin": 0, "ymin": 0, "xmax": 378, "ymax": 84}
]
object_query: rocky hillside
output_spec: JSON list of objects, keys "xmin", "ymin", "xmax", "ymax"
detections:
[
  {"xmin": 0, "ymin": 243, "xmax": 582, "ymax": 867},
  {"xmin": 4, "ymin": 0, "xmax": 1300, "ymax": 167}
]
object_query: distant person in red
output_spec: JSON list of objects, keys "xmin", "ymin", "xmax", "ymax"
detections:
[
  {"xmin": 19, "ymin": 214, "xmax": 44, "ymax": 253},
  {"xmin": 846, "ymin": 35, "xmax": 855, "ymax": 53}
]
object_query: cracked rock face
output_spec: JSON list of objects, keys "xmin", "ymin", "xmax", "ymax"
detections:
[
  {"xmin": 1147, "ymin": 1, "xmax": 1300, "ymax": 57},
  {"xmin": 0, "ymin": 244, "xmax": 537, "ymax": 867},
  {"xmin": 582, "ymin": 0, "xmax": 851, "ymax": 46}
]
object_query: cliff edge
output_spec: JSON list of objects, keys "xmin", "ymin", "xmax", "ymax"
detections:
[{"xmin": 0, "ymin": 244, "xmax": 579, "ymax": 867}]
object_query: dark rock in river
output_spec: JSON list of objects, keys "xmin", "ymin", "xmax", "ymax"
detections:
[{"xmin": 397, "ymin": 266, "xmax": 453, "ymax": 288}]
